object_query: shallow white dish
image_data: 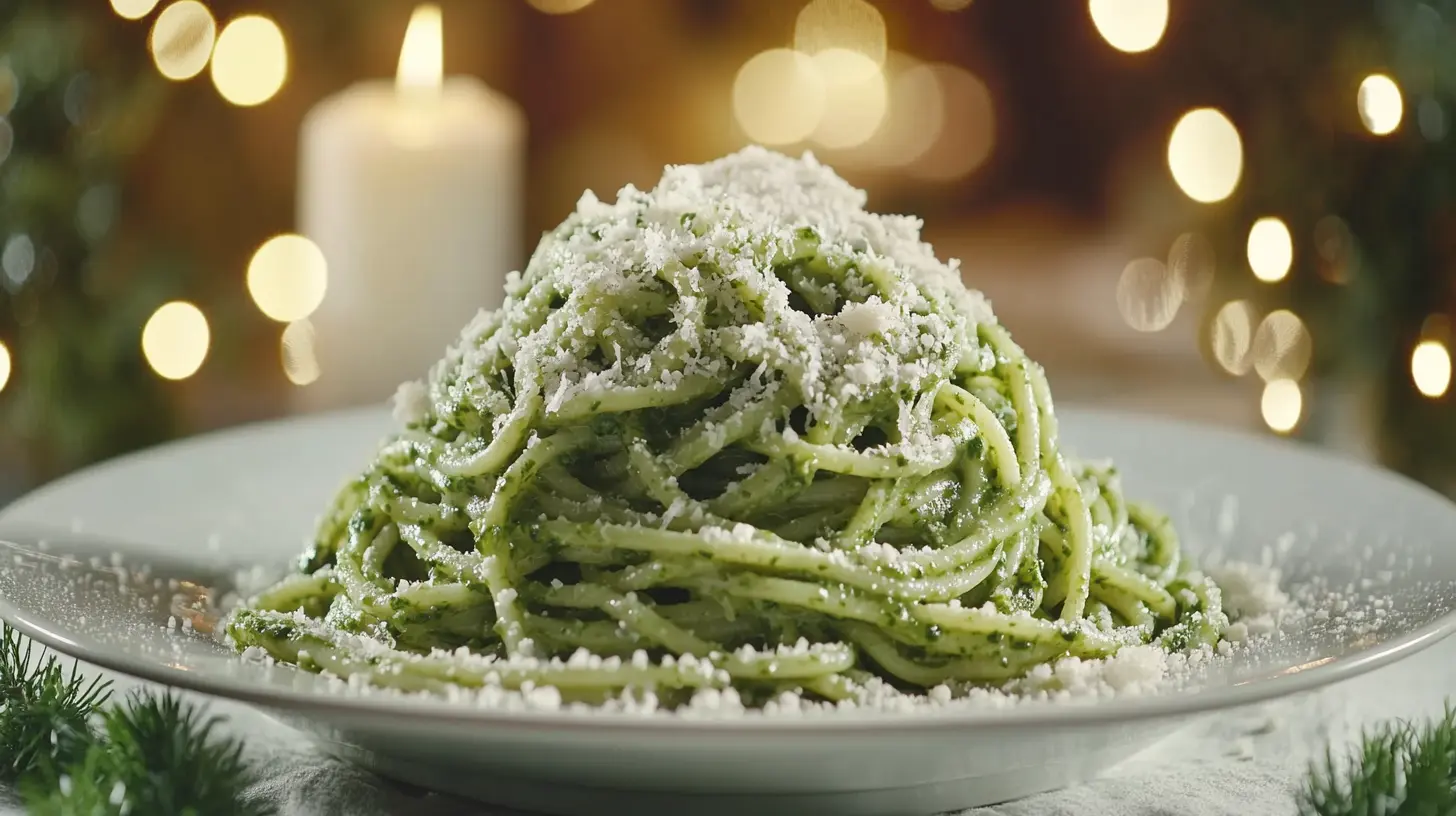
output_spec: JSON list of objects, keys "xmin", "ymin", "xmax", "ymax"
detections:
[{"xmin": 0, "ymin": 407, "xmax": 1453, "ymax": 816}]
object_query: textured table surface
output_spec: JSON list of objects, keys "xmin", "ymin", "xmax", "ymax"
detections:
[{"xmin": 1, "ymin": 630, "xmax": 1446, "ymax": 816}]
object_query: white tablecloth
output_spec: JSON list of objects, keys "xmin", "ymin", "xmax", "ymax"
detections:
[{"xmin": 4, "ymin": 634, "xmax": 1449, "ymax": 816}]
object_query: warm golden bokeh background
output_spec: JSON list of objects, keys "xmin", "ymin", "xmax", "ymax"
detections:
[
  {"xmin": 2, "ymin": 0, "xmax": 1451, "ymax": 498},
  {"xmin": 105, "ymin": 0, "xmax": 1252, "ymax": 421}
]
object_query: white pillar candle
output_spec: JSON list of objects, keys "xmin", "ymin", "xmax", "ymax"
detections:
[{"xmin": 296, "ymin": 4, "xmax": 524, "ymax": 412}]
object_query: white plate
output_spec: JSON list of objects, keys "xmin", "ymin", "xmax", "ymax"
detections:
[{"xmin": 0, "ymin": 407, "xmax": 1453, "ymax": 816}]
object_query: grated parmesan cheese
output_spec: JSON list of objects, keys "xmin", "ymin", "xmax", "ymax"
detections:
[
  {"xmin": 391, "ymin": 379, "xmax": 430, "ymax": 426},
  {"xmin": 404, "ymin": 148, "xmax": 999, "ymax": 482},
  {"xmin": 1208, "ymin": 561, "xmax": 1292, "ymax": 637}
]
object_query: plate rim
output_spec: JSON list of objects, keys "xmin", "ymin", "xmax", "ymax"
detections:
[{"xmin": 2, "ymin": 405, "xmax": 1455, "ymax": 734}]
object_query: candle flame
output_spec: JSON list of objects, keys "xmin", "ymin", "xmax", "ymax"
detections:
[{"xmin": 397, "ymin": 4, "xmax": 443, "ymax": 94}]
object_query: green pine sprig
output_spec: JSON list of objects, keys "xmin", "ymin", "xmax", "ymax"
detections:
[
  {"xmin": 1300, "ymin": 703, "xmax": 1456, "ymax": 815},
  {"xmin": 22, "ymin": 691, "xmax": 270, "ymax": 816},
  {"xmin": 0, "ymin": 623, "xmax": 110, "ymax": 780},
  {"xmin": 0, "ymin": 624, "xmax": 268, "ymax": 815}
]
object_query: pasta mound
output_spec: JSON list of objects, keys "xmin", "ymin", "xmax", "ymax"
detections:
[{"xmin": 228, "ymin": 148, "xmax": 1226, "ymax": 707}]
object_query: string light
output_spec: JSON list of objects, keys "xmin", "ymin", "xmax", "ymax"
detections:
[
  {"xmin": 1211, "ymin": 299, "xmax": 1257, "ymax": 375},
  {"xmin": 281, "ymin": 320, "xmax": 321, "ymax": 386},
  {"xmin": 809, "ymin": 49, "xmax": 887, "ymax": 150},
  {"xmin": 210, "ymin": 15, "xmax": 288, "ymax": 107},
  {"xmin": 1167, "ymin": 108, "xmax": 1242, "ymax": 203},
  {"xmin": 111, "ymin": 0, "xmax": 161, "ymax": 20},
  {"xmin": 149, "ymin": 1, "xmax": 217, "ymax": 81},
  {"xmin": 733, "ymin": 49, "xmax": 825, "ymax": 145},
  {"xmin": 794, "ymin": 0, "xmax": 887, "ymax": 65},
  {"xmin": 1261, "ymin": 379, "xmax": 1302, "ymax": 434},
  {"xmin": 1412, "ymin": 339, "xmax": 1452, "ymax": 398},
  {"xmin": 1088, "ymin": 0, "xmax": 1169, "ymax": 54},
  {"xmin": 1246, "ymin": 217, "xmax": 1293, "ymax": 283},
  {"xmin": 1358, "ymin": 74, "xmax": 1403, "ymax": 136},
  {"xmin": 247, "ymin": 234, "xmax": 328, "ymax": 323},
  {"xmin": 141, "ymin": 301, "xmax": 210, "ymax": 381},
  {"xmin": 1252, "ymin": 309, "xmax": 1313, "ymax": 381},
  {"xmin": 1116, "ymin": 257, "xmax": 1182, "ymax": 332},
  {"xmin": 0, "ymin": 340, "xmax": 10, "ymax": 394}
]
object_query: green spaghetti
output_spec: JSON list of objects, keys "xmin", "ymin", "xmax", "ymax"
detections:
[{"xmin": 228, "ymin": 148, "xmax": 1227, "ymax": 708}]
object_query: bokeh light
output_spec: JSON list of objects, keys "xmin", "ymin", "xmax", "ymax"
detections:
[
  {"xmin": 2, "ymin": 234, "xmax": 34, "ymax": 290},
  {"xmin": 906, "ymin": 64, "xmax": 995, "ymax": 181},
  {"xmin": 1167, "ymin": 108, "xmax": 1242, "ymax": 203},
  {"xmin": 76, "ymin": 185, "xmax": 119, "ymax": 244},
  {"xmin": 210, "ymin": 15, "xmax": 288, "ymax": 107},
  {"xmin": 0, "ymin": 341, "xmax": 10, "ymax": 395},
  {"xmin": 1412, "ymin": 339, "xmax": 1452, "ymax": 398},
  {"xmin": 527, "ymin": 0, "xmax": 596, "ymax": 12},
  {"xmin": 1252, "ymin": 309, "xmax": 1313, "ymax": 381},
  {"xmin": 1116, "ymin": 257, "xmax": 1182, "ymax": 332},
  {"xmin": 142, "ymin": 301, "xmax": 210, "ymax": 381},
  {"xmin": 1088, "ymin": 0, "xmax": 1169, "ymax": 54},
  {"xmin": 795, "ymin": 0, "xmax": 887, "ymax": 65},
  {"xmin": 1247, "ymin": 217, "xmax": 1293, "ymax": 283},
  {"xmin": 1261, "ymin": 379, "xmax": 1302, "ymax": 434},
  {"xmin": 281, "ymin": 320, "xmax": 322, "ymax": 386},
  {"xmin": 809, "ymin": 49, "xmax": 887, "ymax": 150},
  {"xmin": 1211, "ymin": 299, "xmax": 1257, "ymax": 375},
  {"xmin": 247, "ymin": 234, "xmax": 328, "ymax": 323},
  {"xmin": 849, "ymin": 55, "xmax": 943, "ymax": 168},
  {"xmin": 149, "ymin": 1, "xmax": 217, "ymax": 81},
  {"xmin": 1358, "ymin": 74, "xmax": 1403, "ymax": 136},
  {"xmin": 1167, "ymin": 231, "xmax": 1215, "ymax": 302},
  {"xmin": 733, "ymin": 49, "xmax": 825, "ymax": 145},
  {"xmin": 111, "ymin": 0, "xmax": 161, "ymax": 21}
]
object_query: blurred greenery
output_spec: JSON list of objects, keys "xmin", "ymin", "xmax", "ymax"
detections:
[
  {"xmin": 1186, "ymin": 0, "xmax": 1456, "ymax": 488},
  {"xmin": 0, "ymin": 4, "xmax": 181, "ymax": 484}
]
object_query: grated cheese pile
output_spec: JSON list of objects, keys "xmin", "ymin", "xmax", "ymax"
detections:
[{"xmin": 401, "ymin": 147, "xmax": 994, "ymax": 471}]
